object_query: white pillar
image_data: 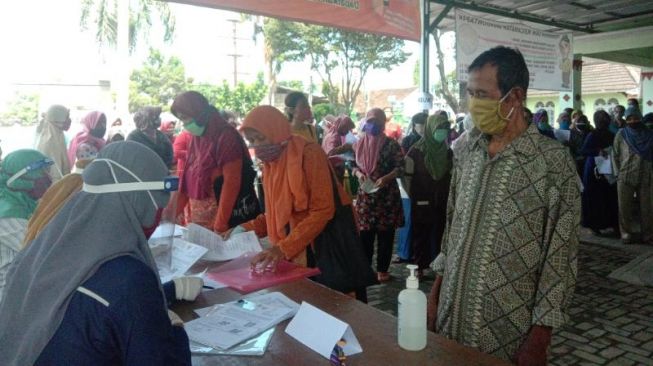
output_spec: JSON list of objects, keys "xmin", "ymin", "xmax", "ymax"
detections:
[
  {"xmin": 559, "ymin": 55, "xmax": 583, "ymax": 116},
  {"xmin": 116, "ymin": 0, "xmax": 130, "ymax": 118},
  {"xmin": 641, "ymin": 68, "xmax": 653, "ymax": 115}
]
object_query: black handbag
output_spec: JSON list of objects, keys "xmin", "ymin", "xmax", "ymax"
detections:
[
  {"xmin": 213, "ymin": 156, "xmax": 261, "ymax": 227},
  {"xmin": 310, "ymin": 172, "xmax": 377, "ymax": 293}
]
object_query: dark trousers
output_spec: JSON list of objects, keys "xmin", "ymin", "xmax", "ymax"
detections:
[
  {"xmin": 360, "ymin": 229, "xmax": 395, "ymax": 273},
  {"xmin": 411, "ymin": 221, "xmax": 443, "ymax": 270}
]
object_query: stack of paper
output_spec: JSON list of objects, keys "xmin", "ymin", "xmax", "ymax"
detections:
[
  {"xmin": 151, "ymin": 238, "xmax": 208, "ymax": 283},
  {"xmin": 184, "ymin": 223, "xmax": 263, "ymax": 261},
  {"xmin": 185, "ymin": 292, "xmax": 299, "ymax": 351}
]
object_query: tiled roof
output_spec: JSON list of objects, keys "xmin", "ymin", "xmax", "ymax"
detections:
[{"xmin": 353, "ymin": 87, "xmax": 419, "ymax": 113}]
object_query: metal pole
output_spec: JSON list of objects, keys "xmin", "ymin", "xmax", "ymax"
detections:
[{"xmin": 420, "ymin": 0, "xmax": 431, "ymax": 113}]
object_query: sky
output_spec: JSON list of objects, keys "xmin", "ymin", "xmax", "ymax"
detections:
[{"xmin": 0, "ymin": 0, "xmax": 456, "ymax": 109}]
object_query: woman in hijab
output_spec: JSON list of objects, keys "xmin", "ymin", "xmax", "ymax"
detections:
[
  {"xmin": 321, "ymin": 115, "xmax": 355, "ymax": 181},
  {"xmin": 67, "ymin": 111, "xmax": 107, "ymax": 167},
  {"xmin": 581, "ymin": 110, "xmax": 619, "ymax": 236},
  {"xmin": 285, "ymin": 92, "xmax": 318, "ymax": 143},
  {"xmin": 235, "ymin": 106, "xmax": 350, "ymax": 267},
  {"xmin": 23, "ymin": 142, "xmax": 99, "ymax": 245},
  {"xmin": 127, "ymin": 106, "xmax": 174, "ymax": 168},
  {"xmin": 0, "ymin": 149, "xmax": 53, "ymax": 301},
  {"xmin": 569, "ymin": 114, "xmax": 591, "ymax": 176},
  {"xmin": 613, "ymin": 106, "xmax": 653, "ymax": 244},
  {"xmin": 35, "ymin": 104, "xmax": 71, "ymax": 179},
  {"xmin": 353, "ymin": 108, "xmax": 404, "ymax": 282},
  {"xmin": 533, "ymin": 109, "xmax": 555, "ymax": 139},
  {"xmin": 160, "ymin": 120, "xmax": 177, "ymax": 144},
  {"xmin": 171, "ymin": 91, "xmax": 259, "ymax": 233},
  {"xmin": 401, "ymin": 112, "xmax": 427, "ymax": 154},
  {"xmin": 0, "ymin": 142, "xmax": 193, "ymax": 365},
  {"xmin": 404, "ymin": 114, "xmax": 452, "ymax": 276}
]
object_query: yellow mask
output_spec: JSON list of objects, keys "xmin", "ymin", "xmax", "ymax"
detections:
[{"xmin": 469, "ymin": 90, "xmax": 514, "ymax": 135}]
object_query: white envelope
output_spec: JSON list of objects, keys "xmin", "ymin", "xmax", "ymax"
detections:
[{"xmin": 285, "ymin": 302, "xmax": 362, "ymax": 359}]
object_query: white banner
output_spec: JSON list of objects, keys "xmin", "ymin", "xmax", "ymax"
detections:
[{"xmin": 455, "ymin": 10, "xmax": 573, "ymax": 91}]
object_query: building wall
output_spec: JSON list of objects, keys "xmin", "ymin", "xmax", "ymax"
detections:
[{"xmin": 527, "ymin": 92, "xmax": 629, "ymax": 124}]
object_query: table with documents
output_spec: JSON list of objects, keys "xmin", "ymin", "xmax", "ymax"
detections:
[{"xmin": 173, "ymin": 279, "xmax": 510, "ymax": 366}]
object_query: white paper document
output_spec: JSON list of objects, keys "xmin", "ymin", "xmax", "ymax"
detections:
[
  {"xmin": 285, "ymin": 302, "xmax": 362, "ymax": 359},
  {"xmin": 155, "ymin": 238, "xmax": 208, "ymax": 283},
  {"xmin": 595, "ymin": 155, "xmax": 613, "ymax": 175},
  {"xmin": 185, "ymin": 292, "xmax": 299, "ymax": 350},
  {"xmin": 185, "ymin": 223, "xmax": 262, "ymax": 261},
  {"xmin": 554, "ymin": 129, "xmax": 571, "ymax": 142},
  {"xmin": 150, "ymin": 223, "xmax": 185, "ymax": 240},
  {"xmin": 360, "ymin": 179, "xmax": 379, "ymax": 194}
]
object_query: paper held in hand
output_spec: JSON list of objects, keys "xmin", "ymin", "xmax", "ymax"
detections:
[
  {"xmin": 185, "ymin": 292, "xmax": 300, "ymax": 350},
  {"xmin": 184, "ymin": 223, "xmax": 262, "ymax": 261},
  {"xmin": 359, "ymin": 179, "xmax": 379, "ymax": 194},
  {"xmin": 285, "ymin": 302, "xmax": 362, "ymax": 359},
  {"xmin": 150, "ymin": 238, "xmax": 208, "ymax": 283}
]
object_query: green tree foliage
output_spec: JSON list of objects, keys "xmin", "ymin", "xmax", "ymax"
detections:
[
  {"xmin": 1, "ymin": 92, "xmax": 40, "ymax": 126},
  {"xmin": 277, "ymin": 80, "xmax": 304, "ymax": 91},
  {"xmin": 194, "ymin": 73, "xmax": 268, "ymax": 117},
  {"xmin": 129, "ymin": 49, "xmax": 191, "ymax": 112},
  {"xmin": 80, "ymin": 0, "xmax": 175, "ymax": 53},
  {"xmin": 312, "ymin": 103, "xmax": 336, "ymax": 124},
  {"xmin": 264, "ymin": 19, "xmax": 409, "ymax": 114}
]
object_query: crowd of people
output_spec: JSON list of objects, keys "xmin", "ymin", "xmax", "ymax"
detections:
[{"xmin": 0, "ymin": 45, "xmax": 651, "ymax": 365}]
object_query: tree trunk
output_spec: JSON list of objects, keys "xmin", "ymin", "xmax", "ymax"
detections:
[
  {"xmin": 116, "ymin": 0, "xmax": 130, "ymax": 116},
  {"xmin": 433, "ymin": 29, "xmax": 459, "ymax": 114}
]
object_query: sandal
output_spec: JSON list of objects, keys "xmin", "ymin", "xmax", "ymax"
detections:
[{"xmin": 377, "ymin": 272, "xmax": 391, "ymax": 283}]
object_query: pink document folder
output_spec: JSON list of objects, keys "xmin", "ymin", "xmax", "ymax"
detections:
[{"xmin": 206, "ymin": 253, "xmax": 320, "ymax": 293}]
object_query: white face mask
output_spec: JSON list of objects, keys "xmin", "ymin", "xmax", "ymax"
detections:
[
  {"xmin": 414, "ymin": 124, "xmax": 425, "ymax": 136},
  {"xmin": 82, "ymin": 159, "xmax": 178, "ymax": 210}
]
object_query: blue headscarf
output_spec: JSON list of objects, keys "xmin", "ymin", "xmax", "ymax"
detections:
[{"xmin": 622, "ymin": 107, "xmax": 653, "ymax": 161}]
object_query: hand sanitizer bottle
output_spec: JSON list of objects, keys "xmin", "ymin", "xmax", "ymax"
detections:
[{"xmin": 398, "ymin": 264, "xmax": 427, "ymax": 351}]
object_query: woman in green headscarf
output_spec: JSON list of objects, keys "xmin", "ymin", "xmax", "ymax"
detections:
[
  {"xmin": 403, "ymin": 113, "xmax": 453, "ymax": 276},
  {"xmin": 0, "ymin": 149, "xmax": 53, "ymax": 301}
]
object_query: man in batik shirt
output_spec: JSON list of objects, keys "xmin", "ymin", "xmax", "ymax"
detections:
[{"xmin": 427, "ymin": 46, "xmax": 581, "ymax": 366}]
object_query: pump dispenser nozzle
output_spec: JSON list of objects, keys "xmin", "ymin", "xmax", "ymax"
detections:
[{"xmin": 406, "ymin": 264, "xmax": 419, "ymax": 289}]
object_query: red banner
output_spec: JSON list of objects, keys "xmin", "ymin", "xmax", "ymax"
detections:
[{"xmin": 167, "ymin": 0, "xmax": 420, "ymax": 41}]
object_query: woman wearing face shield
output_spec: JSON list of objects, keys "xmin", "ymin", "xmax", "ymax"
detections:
[
  {"xmin": 127, "ymin": 106, "xmax": 174, "ymax": 169},
  {"xmin": 0, "ymin": 149, "xmax": 53, "ymax": 301},
  {"xmin": 0, "ymin": 141, "xmax": 192, "ymax": 366},
  {"xmin": 404, "ymin": 114, "xmax": 453, "ymax": 277}
]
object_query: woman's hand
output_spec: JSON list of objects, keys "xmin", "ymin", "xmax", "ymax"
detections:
[
  {"xmin": 250, "ymin": 246, "xmax": 285, "ymax": 273},
  {"xmin": 219, "ymin": 225, "xmax": 245, "ymax": 240}
]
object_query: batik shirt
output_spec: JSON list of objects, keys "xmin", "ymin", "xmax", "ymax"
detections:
[{"xmin": 432, "ymin": 123, "xmax": 581, "ymax": 360}]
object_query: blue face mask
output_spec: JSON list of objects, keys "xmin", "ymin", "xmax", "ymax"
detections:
[
  {"xmin": 363, "ymin": 120, "xmax": 382, "ymax": 136},
  {"xmin": 559, "ymin": 121, "xmax": 570, "ymax": 130}
]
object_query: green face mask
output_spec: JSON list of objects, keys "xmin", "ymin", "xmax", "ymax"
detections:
[
  {"xmin": 184, "ymin": 119, "xmax": 206, "ymax": 136},
  {"xmin": 433, "ymin": 129, "xmax": 448, "ymax": 143}
]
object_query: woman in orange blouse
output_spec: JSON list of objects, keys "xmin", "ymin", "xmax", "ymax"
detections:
[{"xmin": 234, "ymin": 105, "xmax": 349, "ymax": 269}]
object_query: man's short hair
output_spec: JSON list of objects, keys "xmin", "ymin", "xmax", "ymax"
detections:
[
  {"xmin": 468, "ymin": 46, "xmax": 529, "ymax": 97},
  {"xmin": 284, "ymin": 92, "xmax": 308, "ymax": 108}
]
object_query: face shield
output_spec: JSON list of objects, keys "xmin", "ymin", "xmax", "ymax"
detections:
[{"xmin": 82, "ymin": 158, "xmax": 179, "ymax": 271}]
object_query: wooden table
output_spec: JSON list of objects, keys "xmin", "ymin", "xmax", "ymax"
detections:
[{"xmin": 173, "ymin": 279, "xmax": 510, "ymax": 366}]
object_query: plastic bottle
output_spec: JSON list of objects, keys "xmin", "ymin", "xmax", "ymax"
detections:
[{"xmin": 398, "ymin": 264, "xmax": 427, "ymax": 351}]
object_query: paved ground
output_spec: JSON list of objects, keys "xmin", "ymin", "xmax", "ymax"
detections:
[{"xmin": 365, "ymin": 229, "xmax": 653, "ymax": 365}]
